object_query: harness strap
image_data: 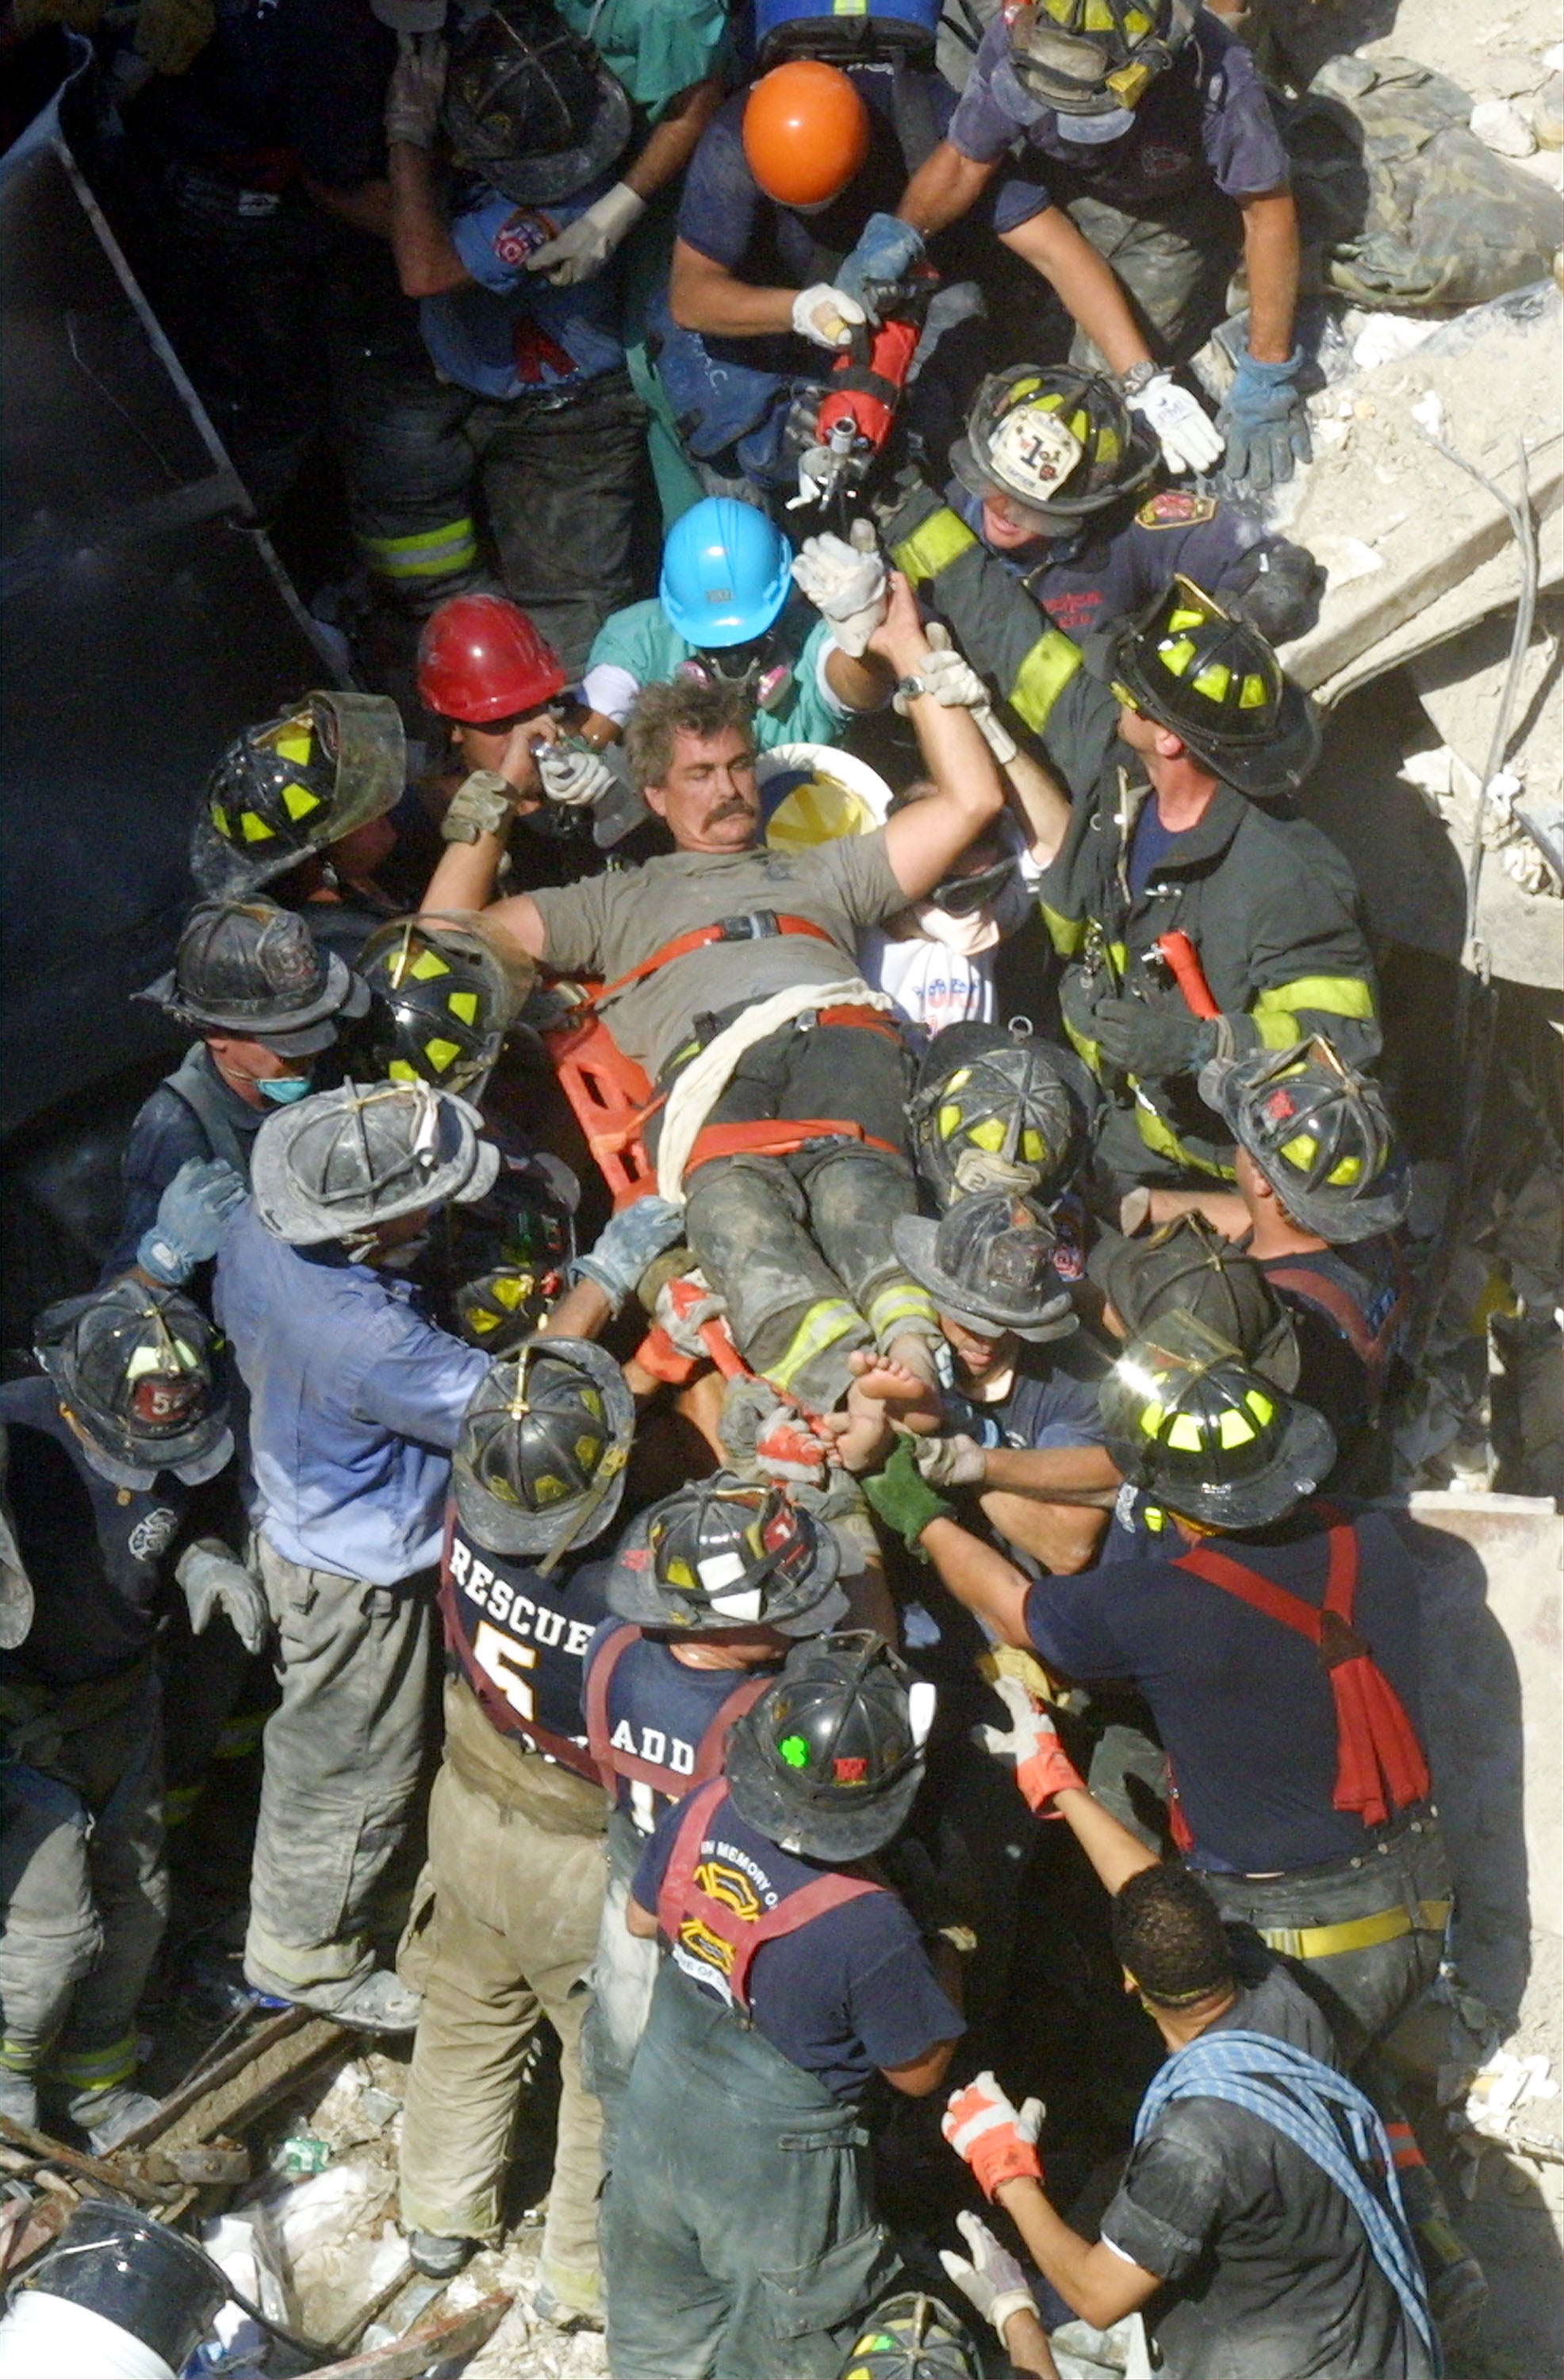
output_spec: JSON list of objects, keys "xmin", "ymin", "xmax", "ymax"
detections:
[
  {"xmin": 657, "ymin": 1780, "xmax": 884, "ymax": 2010},
  {"xmin": 586, "ymin": 914, "xmax": 840, "ymax": 1012},
  {"xmin": 684, "ymin": 1116, "xmax": 903, "ymax": 1179},
  {"xmin": 1264, "ymin": 1261, "xmax": 1409, "ymax": 1399},
  {"xmin": 1175, "ymin": 1528, "xmax": 1429, "ymax": 1832}
]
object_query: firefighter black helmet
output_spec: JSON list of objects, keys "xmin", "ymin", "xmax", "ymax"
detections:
[
  {"xmin": 1098, "ymin": 1312, "xmax": 1336, "ymax": 1530},
  {"xmin": 34, "ymin": 1283, "xmax": 233, "ymax": 1490},
  {"xmin": 360, "ymin": 913, "xmax": 534, "ymax": 1096},
  {"xmin": 1092, "ymin": 1213, "xmax": 1300, "ymax": 1388},
  {"xmin": 250, "ymin": 1081, "xmax": 500, "ymax": 1246},
  {"xmin": 1106, "ymin": 575, "xmax": 1321, "ymax": 800},
  {"xmin": 892, "ymin": 1191, "xmax": 1077, "ymax": 1344},
  {"xmin": 606, "ymin": 1473, "xmax": 847, "ymax": 1638},
  {"xmin": 996, "ymin": 0, "xmax": 1196, "ymax": 121},
  {"xmin": 836, "ymin": 2294, "xmax": 979, "ymax": 2380},
  {"xmin": 139, "ymin": 898, "xmax": 368, "ymax": 1051},
  {"xmin": 725, "ymin": 1630, "xmax": 934, "ymax": 1860},
  {"xmin": 910, "ymin": 1024, "xmax": 1083, "ymax": 1206},
  {"xmin": 1201, "ymin": 1038, "xmax": 1411, "ymax": 1243},
  {"xmin": 453, "ymin": 1337, "xmax": 634, "ymax": 1563},
  {"xmin": 442, "ymin": 0, "xmax": 631, "ymax": 205},
  {"xmin": 193, "ymin": 692, "xmax": 405, "ymax": 898},
  {"xmin": 951, "ymin": 364, "xmax": 1158, "ymax": 527}
]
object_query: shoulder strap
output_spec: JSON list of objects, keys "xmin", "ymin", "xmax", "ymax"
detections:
[
  {"xmin": 584, "ymin": 1622, "xmax": 639, "ymax": 1787},
  {"xmin": 162, "ymin": 1045, "xmax": 252, "ymax": 1180},
  {"xmin": 691, "ymin": 1672, "xmax": 771, "ymax": 1783},
  {"xmin": 656, "ymin": 1776, "xmax": 728, "ymax": 1944},
  {"xmin": 1263, "ymin": 1261, "xmax": 1397, "ymax": 1390},
  {"xmin": 726, "ymin": 1870, "xmax": 884, "ymax": 2010},
  {"xmin": 587, "ymin": 914, "xmax": 839, "ymax": 1013},
  {"xmin": 1174, "ymin": 1542, "xmax": 1321, "ymax": 1644}
]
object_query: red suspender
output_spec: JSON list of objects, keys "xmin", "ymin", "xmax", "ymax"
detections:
[
  {"xmin": 1175, "ymin": 1526, "xmax": 1429, "ymax": 1830},
  {"xmin": 585, "ymin": 1630, "xmax": 769, "ymax": 1798}
]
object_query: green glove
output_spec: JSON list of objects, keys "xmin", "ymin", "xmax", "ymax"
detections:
[{"xmin": 863, "ymin": 1434, "xmax": 953, "ymax": 1554}]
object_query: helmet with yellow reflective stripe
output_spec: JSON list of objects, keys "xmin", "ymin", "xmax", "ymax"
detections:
[
  {"xmin": 453, "ymin": 1335, "xmax": 634, "ymax": 1564},
  {"xmin": 194, "ymin": 690, "xmax": 406, "ymax": 898},
  {"xmin": 1107, "ymin": 574, "xmax": 1321, "ymax": 799},
  {"xmin": 910, "ymin": 1022, "xmax": 1084, "ymax": 1207},
  {"xmin": 997, "ymin": 0, "xmax": 1196, "ymax": 121},
  {"xmin": 605, "ymin": 1472, "xmax": 846, "ymax": 1637},
  {"xmin": 1099, "ymin": 1310, "xmax": 1336, "ymax": 1529},
  {"xmin": 835, "ymin": 2292, "xmax": 978, "ymax": 2380},
  {"xmin": 360, "ymin": 912, "xmax": 535, "ymax": 1096},
  {"xmin": 33, "ymin": 1281, "xmax": 233, "ymax": 1491},
  {"xmin": 1201, "ymin": 1038, "xmax": 1410, "ymax": 1243},
  {"xmin": 951, "ymin": 363, "xmax": 1157, "ymax": 526}
]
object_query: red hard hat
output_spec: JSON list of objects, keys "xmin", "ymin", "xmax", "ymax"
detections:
[{"xmin": 417, "ymin": 593, "xmax": 568, "ymax": 724}]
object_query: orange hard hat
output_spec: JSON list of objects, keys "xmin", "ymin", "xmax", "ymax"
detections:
[{"xmin": 742, "ymin": 61, "xmax": 872, "ymax": 207}]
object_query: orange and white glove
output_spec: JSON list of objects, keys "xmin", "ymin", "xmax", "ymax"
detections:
[
  {"xmin": 974, "ymin": 1676, "xmax": 1083, "ymax": 1817},
  {"xmin": 942, "ymin": 2070, "xmax": 1045, "ymax": 2200}
]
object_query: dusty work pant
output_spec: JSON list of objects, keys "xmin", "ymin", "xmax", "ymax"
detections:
[
  {"xmin": 397, "ymin": 1682, "xmax": 606, "ymax": 2305},
  {"xmin": 603, "ymin": 1960, "xmax": 901, "ymax": 2380},
  {"xmin": 664, "ymin": 1018, "xmax": 937, "ymax": 1415},
  {"xmin": 579, "ymin": 1806, "xmax": 659, "ymax": 2171},
  {"xmin": 245, "ymin": 1538, "xmax": 437, "ymax": 1994},
  {"xmin": 0, "ymin": 1667, "xmax": 167, "ymax": 2098},
  {"xmin": 1064, "ymin": 182, "xmax": 1240, "ymax": 370}
]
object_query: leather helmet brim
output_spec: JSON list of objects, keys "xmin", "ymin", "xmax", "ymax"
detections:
[
  {"xmin": 891, "ymin": 1215, "xmax": 1079, "ymax": 1345},
  {"xmin": 471, "ymin": 67, "xmax": 632, "ymax": 204},
  {"xmin": 189, "ymin": 808, "xmax": 312, "ymax": 900}
]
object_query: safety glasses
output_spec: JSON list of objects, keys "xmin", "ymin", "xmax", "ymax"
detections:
[{"xmin": 926, "ymin": 856, "xmax": 1018, "ymax": 916}]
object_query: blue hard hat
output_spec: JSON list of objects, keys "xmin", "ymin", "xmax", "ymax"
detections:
[
  {"xmin": 658, "ymin": 498, "xmax": 794, "ymax": 651},
  {"xmin": 757, "ymin": 0, "xmax": 941, "ymax": 65}
]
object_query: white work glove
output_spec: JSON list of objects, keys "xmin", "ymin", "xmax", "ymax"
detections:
[
  {"xmin": 939, "ymin": 2209, "xmax": 1041, "ymax": 2339},
  {"xmin": 790, "ymin": 520, "xmax": 887, "ymax": 658},
  {"xmin": 897, "ymin": 624, "xmax": 1020, "ymax": 765},
  {"xmin": 385, "ymin": 31, "xmax": 447, "ymax": 150},
  {"xmin": 975, "ymin": 1674, "xmax": 1085, "ymax": 1814},
  {"xmin": 175, "ymin": 1540, "xmax": 269, "ymax": 1657},
  {"xmin": 914, "ymin": 1434, "xmax": 988, "ymax": 1488},
  {"xmin": 791, "ymin": 282, "xmax": 866, "ymax": 351},
  {"xmin": 525, "ymin": 181, "xmax": 646, "ymax": 286},
  {"xmin": 535, "ymin": 740, "xmax": 615, "ymax": 810},
  {"xmin": 1126, "ymin": 372, "xmax": 1225, "ymax": 477}
]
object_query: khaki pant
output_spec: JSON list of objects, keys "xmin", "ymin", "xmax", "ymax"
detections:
[{"xmin": 397, "ymin": 1681, "xmax": 608, "ymax": 2305}]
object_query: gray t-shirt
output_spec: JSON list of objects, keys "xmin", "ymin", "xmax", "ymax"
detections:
[{"xmin": 530, "ymin": 832, "xmax": 907, "ymax": 1077}]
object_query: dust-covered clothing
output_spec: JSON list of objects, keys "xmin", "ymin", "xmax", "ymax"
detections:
[
  {"xmin": 1102, "ymin": 1954, "xmax": 1436, "ymax": 2378},
  {"xmin": 397, "ymin": 1679, "xmax": 605, "ymax": 2297},
  {"xmin": 441, "ymin": 1516, "xmax": 611, "ymax": 1777},
  {"xmin": 527, "ymin": 831, "xmax": 907, "ymax": 1078},
  {"xmin": 104, "ymin": 1046, "xmax": 267, "ymax": 1279}
]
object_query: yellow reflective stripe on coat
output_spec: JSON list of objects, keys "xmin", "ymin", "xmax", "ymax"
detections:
[
  {"xmin": 865, "ymin": 1282, "xmax": 939, "ymax": 1343},
  {"xmin": 1252, "ymin": 975, "xmax": 1377, "ymax": 1047},
  {"xmin": 1132, "ymin": 1088, "xmax": 1236, "ymax": 1180},
  {"xmin": 1259, "ymin": 1898, "xmax": 1451, "ymax": 1963},
  {"xmin": 765, "ymin": 1299, "xmax": 864, "ymax": 1394},
  {"xmin": 1009, "ymin": 628, "xmax": 1082, "ymax": 732},
  {"xmin": 55, "ymin": 2033, "xmax": 139, "ymax": 2090},
  {"xmin": 1041, "ymin": 902, "xmax": 1086, "ymax": 958},
  {"xmin": 890, "ymin": 508, "xmax": 979, "ymax": 586},
  {"xmin": 358, "ymin": 517, "xmax": 480, "ymax": 580}
]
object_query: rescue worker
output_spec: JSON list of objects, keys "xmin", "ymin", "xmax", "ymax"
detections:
[
  {"xmin": 578, "ymin": 498, "xmax": 896, "ymax": 758},
  {"xmin": 421, "ymin": 570, "xmax": 1011, "ymax": 1421},
  {"xmin": 191, "ymin": 688, "xmax": 412, "ymax": 957},
  {"xmin": 868, "ymin": 1318, "xmax": 1482, "ymax": 2338},
  {"xmin": 602, "ymin": 1630, "xmax": 963, "ymax": 2378},
  {"xmin": 859, "ymin": 784, "xmax": 1041, "ymax": 1049},
  {"xmin": 395, "ymin": 1338, "xmax": 634, "ymax": 2319},
  {"xmin": 1136, "ymin": 1039, "xmax": 1414, "ymax": 1491},
  {"xmin": 1004, "ymin": 574, "xmax": 1378, "ymax": 1194},
  {"xmin": 212, "ymin": 1080, "xmax": 500, "ymax": 2027},
  {"xmin": 580, "ymin": 1473, "xmax": 851, "ymax": 2160},
  {"xmin": 889, "ymin": 1188, "xmax": 1111, "ymax": 1573},
  {"xmin": 0, "ymin": 1287, "xmax": 262, "ymax": 2148},
  {"xmin": 879, "ymin": 367, "xmax": 1320, "ymax": 720},
  {"xmin": 909, "ymin": 1025, "xmax": 1087, "ymax": 1211},
  {"xmin": 887, "ymin": 0, "xmax": 1309, "ymax": 492},
  {"xmin": 383, "ymin": 0, "xmax": 650, "ymax": 674},
  {"xmin": 104, "ymin": 896, "xmax": 368, "ymax": 1286},
  {"xmin": 939, "ymin": 1733, "xmax": 1438, "ymax": 2376}
]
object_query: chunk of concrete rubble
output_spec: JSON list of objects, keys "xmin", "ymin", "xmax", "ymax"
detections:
[{"xmin": 1472, "ymin": 96, "xmax": 1540, "ymax": 155}]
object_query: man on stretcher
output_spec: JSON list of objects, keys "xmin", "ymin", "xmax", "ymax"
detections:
[{"xmin": 420, "ymin": 570, "xmax": 1016, "ymax": 1434}]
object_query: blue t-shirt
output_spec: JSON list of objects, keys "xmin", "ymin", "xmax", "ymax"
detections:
[
  {"xmin": 582, "ymin": 1620, "xmax": 781, "ymax": 1834},
  {"xmin": 939, "ymin": 1335, "xmax": 1106, "ymax": 1455},
  {"xmin": 633, "ymin": 1787, "xmax": 963, "ymax": 2101},
  {"xmin": 420, "ymin": 174, "xmax": 627, "ymax": 401},
  {"xmin": 1022, "ymin": 1509, "xmax": 1427, "ymax": 1875},
  {"xmin": 949, "ymin": 12, "xmax": 1288, "ymax": 218},
  {"xmin": 1126, "ymin": 796, "xmax": 1182, "ymax": 900}
]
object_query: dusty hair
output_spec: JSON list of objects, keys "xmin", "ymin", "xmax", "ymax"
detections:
[
  {"xmin": 1112, "ymin": 1864, "xmax": 1234, "ymax": 2008},
  {"xmin": 623, "ymin": 678, "xmax": 757, "ymax": 794}
]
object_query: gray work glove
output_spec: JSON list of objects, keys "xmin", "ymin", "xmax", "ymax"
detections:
[
  {"xmin": 536, "ymin": 739, "xmax": 617, "ymax": 810},
  {"xmin": 175, "ymin": 1539, "xmax": 269, "ymax": 1656},
  {"xmin": 385, "ymin": 31, "xmax": 447, "ymax": 149},
  {"xmin": 138, "ymin": 1156, "xmax": 247, "ymax": 1288},
  {"xmin": 914, "ymin": 1434, "xmax": 988, "ymax": 1488},
  {"xmin": 574, "ymin": 1195, "xmax": 686, "ymax": 1315},
  {"xmin": 525, "ymin": 181, "xmax": 645, "ymax": 286},
  {"xmin": 1091, "ymin": 996, "xmax": 1217, "ymax": 1081},
  {"xmin": 939, "ymin": 2209, "xmax": 1041, "ymax": 2338}
]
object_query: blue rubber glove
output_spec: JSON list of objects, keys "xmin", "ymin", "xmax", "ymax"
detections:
[
  {"xmin": 1217, "ymin": 349, "xmax": 1312, "ymax": 494},
  {"xmin": 137, "ymin": 1157, "xmax": 247, "ymax": 1286},
  {"xmin": 834, "ymin": 213, "xmax": 926, "ymax": 323},
  {"xmin": 573, "ymin": 1194, "xmax": 686, "ymax": 1315}
]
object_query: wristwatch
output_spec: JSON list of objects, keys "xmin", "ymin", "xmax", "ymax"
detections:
[
  {"xmin": 891, "ymin": 673, "xmax": 929, "ymax": 718},
  {"xmin": 1117, "ymin": 360, "xmax": 1161, "ymax": 398},
  {"xmin": 440, "ymin": 768, "xmax": 516, "ymax": 844}
]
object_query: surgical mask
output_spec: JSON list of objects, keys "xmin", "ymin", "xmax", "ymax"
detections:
[
  {"xmin": 376, "ymin": 1233, "xmax": 432, "ymax": 1273},
  {"xmin": 915, "ymin": 904, "xmax": 1004, "ymax": 956},
  {"xmin": 259, "ymin": 1075, "xmax": 313, "ymax": 1105},
  {"xmin": 1055, "ymin": 106, "xmax": 1138, "ymax": 144}
]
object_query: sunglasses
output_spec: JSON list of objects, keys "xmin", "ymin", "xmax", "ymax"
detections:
[{"xmin": 926, "ymin": 856, "xmax": 1018, "ymax": 916}]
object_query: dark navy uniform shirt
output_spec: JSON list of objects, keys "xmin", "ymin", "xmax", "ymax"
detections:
[
  {"xmin": 582, "ymin": 1619, "xmax": 782, "ymax": 1833},
  {"xmin": 444, "ymin": 1516, "xmax": 611, "ymax": 1778}
]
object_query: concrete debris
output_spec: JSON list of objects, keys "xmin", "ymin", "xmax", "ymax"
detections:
[
  {"xmin": 1535, "ymin": 75, "xmax": 1564, "ymax": 147},
  {"xmin": 1464, "ymin": 2050, "xmax": 1559, "ymax": 2140},
  {"xmin": 1470, "ymin": 96, "xmax": 1539, "ymax": 156}
]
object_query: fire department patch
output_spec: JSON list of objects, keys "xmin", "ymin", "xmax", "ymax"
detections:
[
  {"xmin": 493, "ymin": 209, "xmax": 555, "ymax": 268},
  {"xmin": 1137, "ymin": 491, "xmax": 1220, "ymax": 529}
]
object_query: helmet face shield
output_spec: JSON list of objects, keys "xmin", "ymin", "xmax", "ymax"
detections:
[{"xmin": 1100, "ymin": 1311, "xmax": 1336, "ymax": 1530}]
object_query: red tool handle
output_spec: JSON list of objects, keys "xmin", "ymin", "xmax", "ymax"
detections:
[{"xmin": 1156, "ymin": 931, "xmax": 1221, "ymax": 1020}]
